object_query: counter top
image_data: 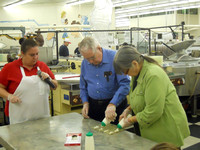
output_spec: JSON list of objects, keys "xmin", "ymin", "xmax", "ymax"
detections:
[{"xmin": 0, "ymin": 113, "xmax": 156, "ymax": 150}]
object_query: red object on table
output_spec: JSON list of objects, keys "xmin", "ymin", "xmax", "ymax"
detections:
[{"xmin": 62, "ymin": 75, "xmax": 80, "ymax": 79}]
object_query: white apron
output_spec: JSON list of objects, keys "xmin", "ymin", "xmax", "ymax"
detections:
[{"xmin": 9, "ymin": 67, "xmax": 50, "ymax": 124}]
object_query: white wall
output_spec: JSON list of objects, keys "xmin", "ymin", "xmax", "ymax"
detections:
[
  {"xmin": 129, "ymin": 12, "xmax": 200, "ymax": 40},
  {"xmin": 0, "ymin": 3, "xmax": 93, "ymax": 56},
  {"xmin": 1, "ymin": 2, "xmax": 200, "ymax": 57},
  {"xmin": 130, "ymin": 13, "xmax": 176, "ymax": 28},
  {"xmin": 176, "ymin": 14, "xmax": 199, "ymax": 25},
  {"xmin": 176, "ymin": 13, "xmax": 199, "ymax": 39}
]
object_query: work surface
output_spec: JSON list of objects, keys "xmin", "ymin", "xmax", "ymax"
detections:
[{"xmin": 0, "ymin": 113, "xmax": 156, "ymax": 150}]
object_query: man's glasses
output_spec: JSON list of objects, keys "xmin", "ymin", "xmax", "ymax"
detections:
[{"xmin": 85, "ymin": 52, "xmax": 96, "ymax": 61}]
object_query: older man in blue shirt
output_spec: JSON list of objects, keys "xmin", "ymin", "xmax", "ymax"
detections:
[{"xmin": 79, "ymin": 37, "xmax": 130, "ymax": 124}]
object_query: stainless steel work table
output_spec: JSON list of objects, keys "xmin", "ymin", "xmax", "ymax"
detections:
[{"xmin": 0, "ymin": 113, "xmax": 156, "ymax": 150}]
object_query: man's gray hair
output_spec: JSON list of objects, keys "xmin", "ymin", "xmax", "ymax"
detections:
[{"xmin": 79, "ymin": 37, "xmax": 100, "ymax": 53}]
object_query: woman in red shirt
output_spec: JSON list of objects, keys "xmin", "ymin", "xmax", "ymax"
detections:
[{"xmin": 0, "ymin": 39, "xmax": 58, "ymax": 124}]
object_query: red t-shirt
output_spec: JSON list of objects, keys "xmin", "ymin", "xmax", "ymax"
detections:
[{"xmin": 0, "ymin": 58, "xmax": 55, "ymax": 116}]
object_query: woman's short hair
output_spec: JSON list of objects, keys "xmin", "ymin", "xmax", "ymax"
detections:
[{"xmin": 21, "ymin": 39, "xmax": 38, "ymax": 54}]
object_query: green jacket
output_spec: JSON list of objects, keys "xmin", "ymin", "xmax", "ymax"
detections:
[{"xmin": 129, "ymin": 60, "xmax": 190, "ymax": 147}]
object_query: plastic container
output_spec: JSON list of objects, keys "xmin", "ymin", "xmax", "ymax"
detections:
[
  {"xmin": 101, "ymin": 118, "xmax": 111, "ymax": 126},
  {"xmin": 85, "ymin": 132, "xmax": 95, "ymax": 150},
  {"xmin": 117, "ymin": 114, "xmax": 132, "ymax": 129}
]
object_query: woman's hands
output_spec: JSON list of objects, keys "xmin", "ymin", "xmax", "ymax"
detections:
[
  {"xmin": 119, "ymin": 106, "xmax": 132, "ymax": 122},
  {"xmin": 8, "ymin": 94, "xmax": 22, "ymax": 103},
  {"xmin": 118, "ymin": 106, "xmax": 136, "ymax": 128},
  {"xmin": 40, "ymin": 72, "xmax": 50, "ymax": 80}
]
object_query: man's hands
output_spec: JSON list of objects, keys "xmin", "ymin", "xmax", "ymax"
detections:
[
  {"xmin": 82, "ymin": 102, "xmax": 89, "ymax": 119},
  {"xmin": 8, "ymin": 94, "xmax": 22, "ymax": 103},
  {"xmin": 105, "ymin": 104, "xmax": 117, "ymax": 122}
]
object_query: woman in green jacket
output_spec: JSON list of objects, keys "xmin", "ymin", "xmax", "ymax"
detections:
[{"xmin": 113, "ymin": 46, "xmax": 190, "ymax": 148}]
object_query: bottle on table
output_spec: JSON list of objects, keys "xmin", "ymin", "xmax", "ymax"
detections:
[
  {"xmin": 101, "ymin": 117, "xmax": 111, "ymax": 126},
  {"xmin": 85, "ymin": 131, "xmax": 95, "ymax": 150},
  {"xmin": 117, "ymin": 114, "xmax": 132, "ymax": 129}
]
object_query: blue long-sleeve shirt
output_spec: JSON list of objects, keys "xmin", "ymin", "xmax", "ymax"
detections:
[{"xmin": 80, "ymin": 48, "xmax": 130, "ymax": 106}]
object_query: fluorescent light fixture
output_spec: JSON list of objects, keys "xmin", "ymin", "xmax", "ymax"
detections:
[
  {"xmin": 115, "ymin": 0, "xmax": 200, "ymax": 14},
  {"xmin": 115, "ymin": 18, "xmax": 130, "ymax": 27},
  {"xmin": 116, "ymin": 22, "xmax": 130, "ymax": 27},
  {"xmin": 116, "ymin": 18, "xmax": 129, "ymax": 22},
  {"xmin": 4, "ymin": 0, "xmax": 32, "ymax": 9},
  {"xmin": 113, "ymin": 0, "xmax": 148, "ymax": 7},
  {"xmin": 115, "ymin": 4, "xmax": 200, "ymax": 19},
  {"xmin": 65, "ymin": 0, "xmax": 93, "ymax": 6}
]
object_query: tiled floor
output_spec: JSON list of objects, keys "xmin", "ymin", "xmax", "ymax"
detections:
[{"xmin": 182, "ymin": 112, "xmax": 200, "ymax": 150}]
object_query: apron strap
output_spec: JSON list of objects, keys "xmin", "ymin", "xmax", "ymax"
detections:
[
  {"xmin": 20, "ymin": 67, "xmax": 25, "ymax": 77},
  {"xmin": 20, "ymin": 66, "xmax": 41, "ymax": 77}
]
